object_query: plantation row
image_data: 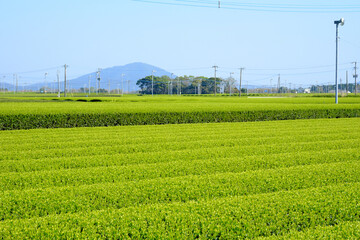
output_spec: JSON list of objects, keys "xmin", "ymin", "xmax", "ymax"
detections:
[
  {"xmin": 2, "ymin": 148, "xmax": 359, "ymax": 191},
  {"xmin": 1, "ymin": 96, "xmax": 360, "ymax": 130},
  {"xmin": 2, "ymin": 96, "xmax": 360, "ymax": 114},
  {"xmin": 0, "ymin": 119, "xmax": 359, "ymax": 173},
  {"xmin": 261, "ymin": 221, "xmax": 360, "ymax": 239},
  {"xmin": 1, "ymin": 132, "xmax": 359, "ymax": 163},
  {"xmin": 2, "ymin": 108, "xmax": 360, "ymax": 130},
  {"xmin": 1, "ymin": 183, "xmax": 359, "ymax": 239},
  {"xmin": 0, "ymin": 123, "xmax": 358, "ymax": 152},
  {"xmin": 0, "ymin": 121, "xmax": 356, "ymax": 149},
  {"xmin": 0, "ymin": 118, "xmax": 360, "ymax": 238},
  {"xmin": 1, "ymin": 161, "xmax": 360, "ymax": 221}
]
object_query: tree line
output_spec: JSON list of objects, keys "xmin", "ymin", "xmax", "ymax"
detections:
[{"xmin": 136, "ymin": 75, "xmax": 246, "ymax": 95}]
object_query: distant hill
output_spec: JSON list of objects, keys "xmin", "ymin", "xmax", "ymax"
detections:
[
  {"xmin": 0, "ymin": 82, "xmax": 15, "ymax": 92},
  {"xmin": 25, "ymin": 62, "xmax": 174, "ymax": 92},
  {"xmin": 9, "ymin": 63, "xmax": 263, "ymax": 92},
  {"xmin": 66, "ymin": 62, "xmax": 174, "ymax": 92}
]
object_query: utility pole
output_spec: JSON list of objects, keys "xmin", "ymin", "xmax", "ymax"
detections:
[
  {"xmin": 88, "ymin": 75, "xmax": 91, "ymax": 96},
  {"xmin": 57, "ymin": 70, "xmax": 60, "ymax": 97},
  {"xmin": 193, "ymin": 77, "xmax": 196, "ymax": 95},
  {"xmin": 229, "ymin": 72, "xmax": 234, "ymax": 96},
  {"xmin": 151, "ymin": 70, "xmax": 156, "ymax": 96},
  {"xmin": 176, "ymin": 77, "xmax": 179, "ymax": 95},
  {"xmin": 168, "ymin": 74, "xmax": 171, "ymax": 95},
  {"xmin": 198, "ymin": 79, "xmax": 202, "ymax": 95},
  {"xmin": 277, "ymin": 74, "xmax": 281, "ymax": 93},
  {"xmin": 127, "ymin": 80, "xmax": 130, "ymax": 94},
  {"xmin": 212, "ymin": 65, "xmax": 218, "ymax": 96},
  {"xmin": 346, "ymin": 71, "xmax": 349, "ymax": 95},
  {"xmin": 64, "ymin": 64, "xmax": 68, "ymax": 97},
  {"xmin": 2, "ymin": 76, "xmax": 5, "ymax": 94},
  {"xmin": 289, "ymin": 83, "xmax": 292, "ymax": 93},
  {"xmin": 218, "ymin": 0, "xmax": 220, "ymax": 8},
  {"xmin": 353, "ymin": 61, "xmax": 358, "ymax": 95},
  {"xmin": 270, "ymin": 79, "xmax": 272, "ymax": 94},
  {"xmin": 170, "ymin": 73, "xmax": 173, "ymax": 95},
  {"xmin": 246, "ymin": 81, "xmax": 248, "ymax": 96},
  {"xmin": 177, "ymin": 77, "xmax": 181, "ymax": 95},
  {"xmin": 108, "ymin": 78, "xmax": 110, "ymax": 95},
  {"xmin": 239, "ymin": 68, "xmax": 244, "ymax": 97},
  {"xmin": 334, "ymin": 18, "xmax": 344, "ymax": 104},
  {"xmin": 13, "ymin": 74, "xmax": 16, "ymax": 95},
  {"xmin": 44, "ymin": 73, "xmax": 48, "ymax": 94},
  {"xmin": 328, "ymin": 82, "xmax": 331, "ymax": 93},
  {"xmin": 97, "ymin": 68, "xmax": 101, "ymax": 95},
  {"xmin": 16, "ymin": 74, "xmax": 19, "ymax": 94},
  {"xmin": 121, "ymin": 73, "xmax": 124, "ymax": 96},
  {"xmin": 340, "ymin": 78, "xmax": 342, "ymax": 93}
]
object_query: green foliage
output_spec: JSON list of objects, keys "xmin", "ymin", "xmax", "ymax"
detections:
[
  {"xmin": 1, "ymin": 161, "xmax": 360, "ymax": 221},
  {"xmin": 0, "ymin": 108, "xmax": 360, "ymax": 130},
  {"xmin": 0, "ymin": 119, "xmax": 359, "ymax": 238},
  {"xmin": 136, "ymin": 75, "xmax": 172, "ymax": 94},
  {"xmin": 1, "ymin": 95, "xmax": 360, "ymax": 130},
  {"xmin": 261, "ymin": 221, "xmax": 360, "ymax": 239},
  {"xmin": 136, "ymin": 75, "xmax": 223, "ymax": 95}
]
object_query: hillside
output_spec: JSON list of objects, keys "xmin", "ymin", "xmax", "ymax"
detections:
[{"xmin": 25, "ymin": 62, "xmax": 173, "ymax": 92}]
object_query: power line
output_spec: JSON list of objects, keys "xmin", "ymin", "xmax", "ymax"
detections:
[
  {"xmin": 133, "ymin": 0, "xmax": 360, "ymax": 12},
  {"xmin": 223, "ymin": 63, "xmax": 351, "ymax": 71},
  {"xmin": 342, "ymin": 39, "xmax": 360, "ymax": 49},
  {"xmin": 167, "ymin": 67, "xmax": 210, "ymax": 71},
  {"xmin": 170, "ymin": 0, "xmax": 360, "ymax": 9},
  {"xmin": 1, "ymin": 63, "xmax": 354, "ymax": 89},
  {"xmin": 0, "ymin": 66, "xmax": 62, "ymax": 76}
]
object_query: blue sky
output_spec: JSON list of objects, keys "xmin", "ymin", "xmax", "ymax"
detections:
[{"xmin": 1, "ymin": 0, "xmax": 360, "ymax": 87}]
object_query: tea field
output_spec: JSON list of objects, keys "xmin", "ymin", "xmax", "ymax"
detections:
[
  {"xmin": 2, "ymin": 95, "xmax": 360, "ymax": 115},
  {"xmin": 1, "ymin": 118, "xmax": 360, "ymax": 239},
  {"xmin": 2, "ymin": 96, "xmax": 360, "ymax": 130}
]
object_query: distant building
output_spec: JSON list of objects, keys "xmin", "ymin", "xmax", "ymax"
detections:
[{"xmin": 304, "ymin": 88, "xmax": 311, "ymax": 94}]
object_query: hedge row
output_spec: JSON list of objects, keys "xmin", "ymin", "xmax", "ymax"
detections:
[{"xmin": 1, "ymin": 108, "xmax": 359, "ymax": 130}]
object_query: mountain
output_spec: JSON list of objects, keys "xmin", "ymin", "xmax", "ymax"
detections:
[
  {"xmin": 25, "ymin": 62, "xmax": 173, "ymax": 93},
  {"xmin": 0, "ymin": 82, "xmax": 15, "ymax": 92},
  {"xmin": 9, "ymin": 63, "xmax": 262, "ymax": 92}
]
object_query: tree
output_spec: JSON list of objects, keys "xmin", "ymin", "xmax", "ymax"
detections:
[
  {"xmin": 224, "ymin": 77, "xmax": 236, "ymax": 95},
  {"xmin": 136, "ymin": 76, "xmax": 169, "ymax": 94},
  {"xmin": 137, "ymin": 75, "xmax": 225, "ymax": 95},
  {"xmin": 205, "ymin": 77, "xmax": 223, "ymax": 94}
]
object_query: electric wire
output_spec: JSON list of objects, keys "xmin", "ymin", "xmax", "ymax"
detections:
[
  {"xmin": 0, "ymin": 66, "xmax": 63, "ymax": 76},
  {"xmin": 174, "ymin": 0, "xmax": 360, "ymax": 9},
  {"xmin": 0, "ymin": 63, "xmax": 355, "ymax": 88},
  {"xmin": 133, "ymin": 0, "xmax": 360, "ymax": 12}
]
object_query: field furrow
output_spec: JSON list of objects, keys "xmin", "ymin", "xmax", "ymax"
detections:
[
  {"xmin": 1, "ymin": 183, "xmax": 359, "ymax": 239},
  {"xmin": 1, "ymin": 117, "xmax": 360, "ymax": 238},
  {"xmin": 1, "ymin": 160, "xmax": 359, "ymax": 221}
]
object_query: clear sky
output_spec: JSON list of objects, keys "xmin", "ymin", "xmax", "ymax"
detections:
[{"xmin": 1, "ymin": 0, "xmax": 360, "ymax": 87}]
